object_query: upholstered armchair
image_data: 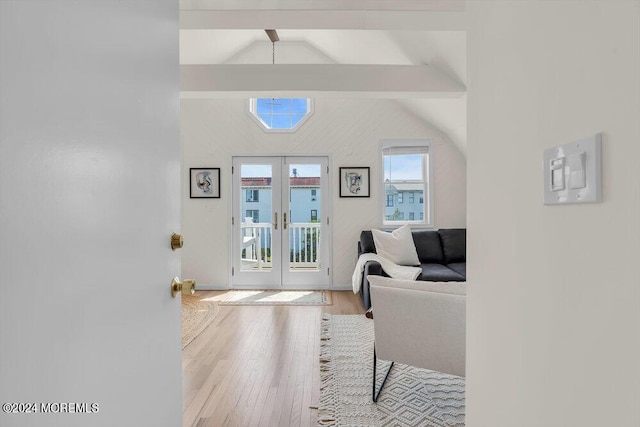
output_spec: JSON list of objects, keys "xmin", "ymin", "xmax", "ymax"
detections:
[{"xmin": 368, "ymin": 276, "xmax": 466, "ymax": 402}]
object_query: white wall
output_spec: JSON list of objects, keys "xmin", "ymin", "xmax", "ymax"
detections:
[
  {"xmin": 181, "ymin": 97, "xmax": 466, "ymax": 287},
  {"xmin": 467, "ymin": 1, "xmax": 640, "ymax": 426}
]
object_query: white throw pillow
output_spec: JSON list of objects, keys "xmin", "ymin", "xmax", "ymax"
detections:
[{"xmin": 371, "ymin": 224, "xmax": 420, "ymax": 266}]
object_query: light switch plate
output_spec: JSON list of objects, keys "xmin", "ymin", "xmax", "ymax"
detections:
[{"xmin": 543, "ymin": 133, "xmax": 602, "ymax": 205}]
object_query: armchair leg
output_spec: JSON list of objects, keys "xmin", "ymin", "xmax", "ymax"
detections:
[{"xmin": 372, "ymin": 345, "xmax": 394, "ymax": 403}]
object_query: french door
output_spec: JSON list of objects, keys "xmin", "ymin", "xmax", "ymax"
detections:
[{"xmin": 231, "ymin": 156, "xmax": 331, "ymax": 289}]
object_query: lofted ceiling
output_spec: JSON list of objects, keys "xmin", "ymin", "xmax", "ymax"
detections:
[{"xmin": 179, "ymin": 2, "xmax": 467, "ymax": 154}]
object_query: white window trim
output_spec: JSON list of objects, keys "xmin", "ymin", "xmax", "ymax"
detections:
[
  {"xmin": 380, "ymin": 139, "xmax": 434, "ymax": 228},
  {"xmin": 248, "ymin": 98, "xmax": 314, "ymax": 133}
]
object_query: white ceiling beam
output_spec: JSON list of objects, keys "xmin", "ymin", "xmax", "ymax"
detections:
[
  {"xmin": 180, "ymin": 0, "xmax": 465, "ymax": 29},
  {"xmin": 180, "ymin": 10, "xmax": 466, "ymax": 30},
  {"xmin": 179, "ymin": 0, "xmax": 465, "ymax": 11},
  {"xmin": 180, "ymin": 64, "xmax": 466, "ymax": 99}
]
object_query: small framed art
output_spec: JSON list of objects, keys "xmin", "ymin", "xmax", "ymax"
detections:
[
  {"xmin": 190, "ymin": 168, "xmax": 220, "ymax": 199},
  {"xmin": 339, "ymin": 167, "xmax": 370, "ymax": 198}
]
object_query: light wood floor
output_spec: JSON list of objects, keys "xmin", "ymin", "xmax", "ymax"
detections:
[{"xmin": 182, "ymin": 290, "xmax": 365, "ymax": 427}]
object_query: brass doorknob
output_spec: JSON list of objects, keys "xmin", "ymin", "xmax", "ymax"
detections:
[
  {"xmin": 171, "ymin": 233, "xmax": 183, "ymax": 250},
  {"xmin": 171, "ymin": 277, "xmax": 196, "ymax": 298}
]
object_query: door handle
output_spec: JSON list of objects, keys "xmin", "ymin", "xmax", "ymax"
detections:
[
  {"xmin": 171, "ymin": 277, "xmax": 196, "ymax": 298},
  {"xmin": 283, "ymin": 212, "xmax": 288, "ymax": 230},
  {"xmin": 171, "ymin": 233, "xmax": 184, "ymax": 250},
  {"xmin": 273, "ymin": 212, "xmax": 278, "ymax": 230}
]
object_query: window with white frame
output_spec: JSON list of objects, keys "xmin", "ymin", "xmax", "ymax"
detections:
[
  {"xmin": 246, "ymin": 189, "xmax": 259, "ymax": 202},
  {"xmin": 249, "ymin": 98, "xmax": 312, "ymax": 131},
  {"xmin": 382, "ymin": 141, "xmax": 432, "ymax": 227},
  {"xmin": 386, "ymin": 194, "xmax": 394, "ymax": 207},
  {"xmin": 246, "ymin": 210, "xmax": 259, "ymax": 223}
]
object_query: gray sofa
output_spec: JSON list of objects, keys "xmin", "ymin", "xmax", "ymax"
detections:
[{"xmin": 358, "ymin": 228, "xmax": 466, "ymax": 310}]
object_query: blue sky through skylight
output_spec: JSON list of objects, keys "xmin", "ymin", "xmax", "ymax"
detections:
[{"xmin": 254, "ymin": 98, "xmax": 309, "ymax": 130}]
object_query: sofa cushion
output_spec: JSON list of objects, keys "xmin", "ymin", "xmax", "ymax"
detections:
[
  {"xmin": 439, "ymin": 229, "xmax": 466, "ymax": 264},
  {"xmin": 447, "ymin": 262, "xmax": 466, "ymax": 278},
  {"xmin": 420, "ymin": 264, "xmax": 465, "ymax": 281},
  {"xmin": 360, "ymin": 230, "xmax": 376, "ymax": 254},
  {"xmin": 368, "ymin": 275, "xmax": 466, "ymax": 296},
  {"xmin": 371, "ymin": 224, "xmax": 420, "ymax": 266},
  {"xmin": 412, "ymin": 230, "xmax": 445, "ymax": 264}
]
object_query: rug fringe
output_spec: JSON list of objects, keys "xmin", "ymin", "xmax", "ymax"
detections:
[
  {"xmin": 317, "ymin": 314, "xmax": 464, "ymax": 426},
  {"xmin": 318, "ymin": 314, "xmax": 337, "ymax": 426}
]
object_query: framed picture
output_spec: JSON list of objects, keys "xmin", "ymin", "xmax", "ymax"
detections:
[
  {"xmin": 190, "ymin": 168, "xmax": 220, "ymax": 199},
  {"xmin": 339, "ymin": 167, "xmax": 370, "ymax": 198}
]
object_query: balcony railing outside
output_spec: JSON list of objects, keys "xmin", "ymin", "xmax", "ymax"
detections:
[
  {"xmin": 241, "ymin": 221, "xmax": 272, "ymax": 270},
  {"xmin": 241, "ymin": 220, "xmax": 320, "ymax": 271},
  {"xmin": 289, "ymin": 223, "xmax": 320, "ymax": 268}
]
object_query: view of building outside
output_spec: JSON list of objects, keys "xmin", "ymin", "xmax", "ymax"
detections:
[
  {"xmin": 383, "ymin": 150, "xmax": 428, "ymax": 223},
  {"xmin": 384, "ymin": 183, "xmax": 425, "ymax": 221},
  {"xmin": 240, "ymin": 165, "xmax": 322, "ymax": 265},
  {"xmin": 240, "ymin": 177, "xmax": 321, "ymax": 224}
]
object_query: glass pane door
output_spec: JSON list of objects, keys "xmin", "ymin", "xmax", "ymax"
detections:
[
  {"xmin": 232, "ymin": 157, "xmax": 282, "ymax": 287},
  {"xmin": 232, "ymin": 156, "xmax": 330, "ymax": 289},
  {"xmin": 281, "ymin": 157, "xmax": 330, "ymax": 288}
]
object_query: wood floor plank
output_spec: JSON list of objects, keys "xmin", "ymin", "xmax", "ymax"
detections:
[{"xmin": 182, "ymin": 291, "xmax": 364, "ymax": 427}]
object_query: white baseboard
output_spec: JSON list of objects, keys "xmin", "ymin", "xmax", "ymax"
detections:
[
  {"xmin": 195, "ymin": 283, "xmax": 353, "ymax": 291},
  {"xmin": 195, "ymin": 283, "xmax": 230, "ymax": 291},
  {"xmin": 330, "ymin": 285, "xmax": 352, "ymax": 291}
]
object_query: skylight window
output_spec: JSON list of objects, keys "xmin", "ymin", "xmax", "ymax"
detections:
[{"xmin": 250, "ymin": 98, "xmax": 312, "ymax": 132}]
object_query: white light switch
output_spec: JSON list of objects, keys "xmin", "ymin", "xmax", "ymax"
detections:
[
  {"xmin": 550, "ymin": 157, "xmax": 565, "ymax": 191},
  {"xmin": 568, "ymin": 152, "xmax": 586, "ymax": 189},
  {"xmin": 543, "ymin": 133, "xmax": 602, "ymax": 205}
]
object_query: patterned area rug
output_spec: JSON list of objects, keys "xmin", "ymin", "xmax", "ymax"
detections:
[
  {"xmin": 182, "ymin": 294, "xmax": 219, "ymax": 349},
  {"xmin": 218, "ymin": 290, "xmax": 332, "ymax": 306},
  {"xmin": 319, "ymin": 314, "xmax": 465, "ymax": 426}
]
